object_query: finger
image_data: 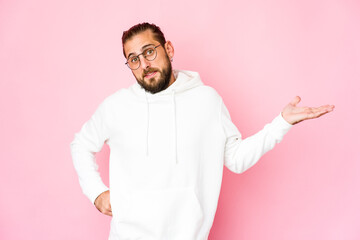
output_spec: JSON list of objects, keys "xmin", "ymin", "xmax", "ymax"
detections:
[
  {"xmin": 311, "ymin": 110, "xmax": 329, "ymax": 119},
  {"xmin": 305, "ymin": 107, "xmax": 332, "ymax": 119},
  {"xmin": 100, "ymin": 205, "xmax": 112, "ymax": 216},
  {"xmin": 323, "ymin": 104, "xmax": 335, "ymax": 111},
  {"xmin": 98, "ymin": 203, "xmax": 111, "ymax": 213},
  {"xmin": 310, "ymin": 105, "xmax": 334, "ymax": 114},
  {"xmin": 104, "ymin": 210, "xmax": 113, "ymax": 216},
  {"xmin": 106, "ymin": 206, "xmax": 112, "ymax": 216},
  {"xmin": 290, "ymin": 96, "xmax": 301, "ymax": 106}
]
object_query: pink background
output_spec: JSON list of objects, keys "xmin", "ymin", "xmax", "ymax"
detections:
[{"xmin": 1, "ymin": 0, "xmax": 359, "ymax": 239}]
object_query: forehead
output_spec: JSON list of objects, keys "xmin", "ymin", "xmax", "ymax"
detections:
[{"xmin": 124, "ymin": 30, "xmax": 159, "ymax": 58}]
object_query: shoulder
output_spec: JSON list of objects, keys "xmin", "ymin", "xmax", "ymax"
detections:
[
  {"xmin": 195, "ymin": 85, "xmax": 222, "ymax": 101},
  {"xmin": 102, "ymin": 85, "xmax": 135, "ymax": 105},
  {"xmin": 184, "ymin": 85, "xmax": 223, "ymax": 112}
]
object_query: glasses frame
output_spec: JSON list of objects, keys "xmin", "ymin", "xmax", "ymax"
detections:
[{"xmin": 125, "ymin": 44, "xmax": 161, "ymax": 70}]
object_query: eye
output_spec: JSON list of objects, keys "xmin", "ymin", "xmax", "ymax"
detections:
[
  {"xmin": 145, "ymin": 48, "xmax": 154, "ymax": 56},
  {"xmin": 130, "ymin": 57, "xmax": 139, "ymax": 63}
]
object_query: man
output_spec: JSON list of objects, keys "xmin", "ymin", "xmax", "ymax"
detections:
[{"xmin": 70, "ymin": 22, "xmax": 334, "ymax": 240}]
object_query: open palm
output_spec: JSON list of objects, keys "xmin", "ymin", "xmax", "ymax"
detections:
[{"xmin": 282, "ymin": 96, "xmax": 335, "ymax": 125}]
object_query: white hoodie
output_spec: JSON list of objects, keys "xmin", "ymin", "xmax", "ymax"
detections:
[{"xmin": 70, "ymin": 69, "xmax": 293, "ymax": 240}]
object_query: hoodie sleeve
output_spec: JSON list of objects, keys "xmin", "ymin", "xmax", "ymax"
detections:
[
  {"xmin": 70, "ymin": 100, "xmax": 110, "ymax": 204},
  {"xmin": 221, "ymin": 99, "xmax": 293, "ymax": 174}
]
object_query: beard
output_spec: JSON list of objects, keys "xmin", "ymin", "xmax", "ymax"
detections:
[{"xmin": 135, "ymin": 57, "xmax": 172, "ymax": 94}]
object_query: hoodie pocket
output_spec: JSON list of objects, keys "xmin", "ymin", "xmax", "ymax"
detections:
[{"xmin": 113, "ymin": 187, "xmax": 204, "ymax": 239}]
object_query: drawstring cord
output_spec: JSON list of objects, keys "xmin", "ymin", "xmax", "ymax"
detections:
[
  {"xmin": 171, "ymin": 90, "xmax": 178, "ymax": 164},
  {"xmin": 143, "ymin": 89, "xmax": 178, "ymax": 164},
  {"xmin": 144, "ymin": 90, "xmax": 149, "ymax": 157}
]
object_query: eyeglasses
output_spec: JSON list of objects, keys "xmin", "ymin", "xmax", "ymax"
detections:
[{"xmin": 125, "ymin": 44, "xmax": 161, "ymax": 70}]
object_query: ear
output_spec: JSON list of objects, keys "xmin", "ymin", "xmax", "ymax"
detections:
[{"xmin": 164, "ymin": 41, "xmax": 174, "ymax": 59}]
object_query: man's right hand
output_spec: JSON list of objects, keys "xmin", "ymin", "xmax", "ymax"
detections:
[{"xmin": 94, "ymin": 190, "xmax": 112, "ymax": 216}]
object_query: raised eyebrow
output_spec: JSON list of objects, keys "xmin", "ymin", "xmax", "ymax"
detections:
[
  {"xmin": 127, "ymin": 52, "xmax": 135, "ymax": 60},
  {"xmin": 127, "ymin": 44, "xmax": 156, "ymax": 59},
  {"xmin": 141, "ymin": 44, "xmax": 156, "ymax": 51}
]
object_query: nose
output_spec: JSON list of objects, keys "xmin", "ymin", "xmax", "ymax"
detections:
[{"xmin": 139, "ymin": 55, "xmax": 150, "ymax": 70}]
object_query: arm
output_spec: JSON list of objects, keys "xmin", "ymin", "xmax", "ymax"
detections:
[
  {"xmin": 222, "ymin": 100, "xmax": 293, "ymax": 174},
  {"xmin": 70, "ymin": 100, "xmax": 111, "ymax": 208},
  {"xmin": 222, "ymin": 96, "xmax": 334, "ymax": 174}
]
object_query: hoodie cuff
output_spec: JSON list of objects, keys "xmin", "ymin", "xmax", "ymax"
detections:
[
  {"xmin": 87, "ymin": 183, "xmax": 109, "ymax": 205},
  {"xmin": 267, "ymin": 113, "xmax": 293, "ymax": 140}
]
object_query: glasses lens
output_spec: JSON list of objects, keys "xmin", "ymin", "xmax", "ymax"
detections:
[
  {"xmin": 127, "ymin": 56, "xmax": 140, "ymax": 70},
  {"xmin": 126, "ymin": 46, "xmax": 159, "ymax": 70},
  {"xmin": 143, "ymin": 47, "xmax": 157, "ymax": 61}
]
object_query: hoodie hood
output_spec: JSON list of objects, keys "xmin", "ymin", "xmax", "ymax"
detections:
[{"xmin": 129, "ymin": 69, "xmax": 204, "ymax": 164}]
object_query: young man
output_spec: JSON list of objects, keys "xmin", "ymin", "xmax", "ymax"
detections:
[{"xmin": 70, "ymin": 23, "xmax": 334, "ymax": 240}]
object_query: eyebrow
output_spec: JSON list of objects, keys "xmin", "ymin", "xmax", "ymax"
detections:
[{"xmin": 127, "ymin": 44, "xmax": 156, "ymax": 59}]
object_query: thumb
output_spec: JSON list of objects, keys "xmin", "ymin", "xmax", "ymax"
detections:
[{"xmin": 290, "ymin": 96, "xmax": 301, "ymax": 106}]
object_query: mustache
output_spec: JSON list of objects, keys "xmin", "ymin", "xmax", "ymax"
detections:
[{"xmin": 143, "ymin": 68, "xmax": 159, "ymax": 77}]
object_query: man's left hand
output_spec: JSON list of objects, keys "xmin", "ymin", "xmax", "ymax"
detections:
[{"xmin": 282, "ymin": 96, "xmax": 335, "ymax": 125}]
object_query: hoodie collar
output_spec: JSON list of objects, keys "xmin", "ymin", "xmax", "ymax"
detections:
[
  {"xmin": 130, "ymin": 69, "xmax": 204, "ymax": 99},
  {"xmin": 131, "ymin": 69, "xmax": 203, "ymax": 164}
]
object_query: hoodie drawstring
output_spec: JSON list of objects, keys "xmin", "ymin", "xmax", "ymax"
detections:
[
  {"xmin": 171, "ymin": 90, "xmax": 178, "ymax": 164},
  {"xmin": 144, "ymin": 90, "xmax": 149, "ymax": 157},
  {"xmin": 144, "ymin": 89, "xmax": 178, "ymax": 164},
  {"xmin": 135, "ymin": 70, "xmax": 203, "ymax": 164}
]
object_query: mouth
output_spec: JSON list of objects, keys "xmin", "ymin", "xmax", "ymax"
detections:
[{"xmin": 144, "ymin": 71, "xmax": 157, "ymax": 79}]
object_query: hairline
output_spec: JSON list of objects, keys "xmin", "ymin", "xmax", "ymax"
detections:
[{"xmin": 122, "ymin": 29, "xmax": 165, "ymax": 59}]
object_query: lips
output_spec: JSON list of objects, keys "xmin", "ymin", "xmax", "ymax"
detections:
[{"xmin": 144, "ymin": 71, "xmax": 157, "ymax": 78}]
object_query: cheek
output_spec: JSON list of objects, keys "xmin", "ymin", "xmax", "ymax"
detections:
[
  {"xmin": 132, "ymin": 70, "xmax": 142, "ymax": 80},
  {"xmin": 155, "ymin": 59, "xmax": 167, "ymax": 70}
]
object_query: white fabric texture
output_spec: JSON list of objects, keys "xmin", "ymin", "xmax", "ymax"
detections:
[{"xmin": 70, "ymin": 69, "xmax": 293, "ymax": 240}]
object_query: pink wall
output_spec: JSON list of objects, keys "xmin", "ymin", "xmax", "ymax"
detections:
[{"xmin": 1, "ymin": 0, "xmax": 359, "ymax": 239}]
